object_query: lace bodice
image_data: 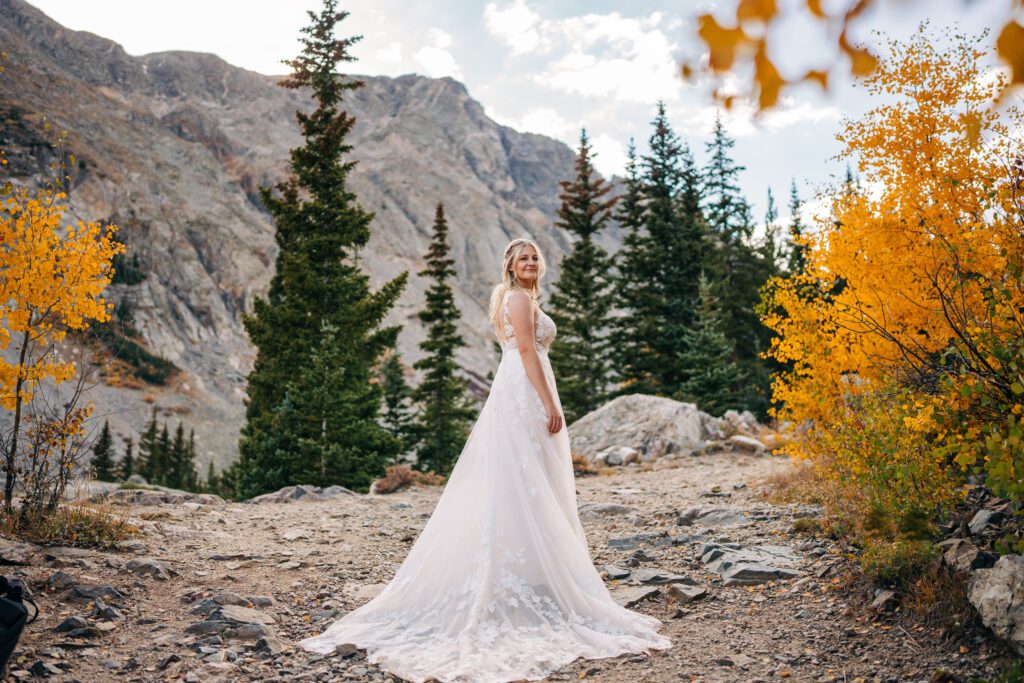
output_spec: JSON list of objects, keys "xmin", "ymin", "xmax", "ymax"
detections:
[{"xmin": 497, "ymin": 290, "xmax": 556, "ymax": 354}]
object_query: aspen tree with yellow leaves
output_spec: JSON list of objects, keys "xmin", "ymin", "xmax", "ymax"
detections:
[
  {"xmin": 761, "ymin": 27, "xmax": 1024, "ymax": 553},
  {"xmin": 0, "ymin": 138, "xmax": 124, "ymax": 514}
]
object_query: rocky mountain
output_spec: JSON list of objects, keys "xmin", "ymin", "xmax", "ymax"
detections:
[{"xmin": 0, "ymin": 0, "xmax": 623, "ymax": 470}]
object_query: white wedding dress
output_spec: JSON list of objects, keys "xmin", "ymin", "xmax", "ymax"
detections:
[{"xmin": 299, "ymin": 289, "xmax": 672, "ymax": 682}]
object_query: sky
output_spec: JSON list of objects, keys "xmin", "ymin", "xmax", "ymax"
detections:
[{"xmin": 28, "ymin": 0, "xmax": 1017, "ymax": 226}]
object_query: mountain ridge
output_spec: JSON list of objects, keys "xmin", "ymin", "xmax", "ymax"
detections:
[{"xmin": 0, "ymin": 0, "xmax": 622, "ymax": 470}]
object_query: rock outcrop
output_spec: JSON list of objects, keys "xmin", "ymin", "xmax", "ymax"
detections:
[{"xmin": 568, "ymin": 394, "xmax": 771, "ymax": 463}]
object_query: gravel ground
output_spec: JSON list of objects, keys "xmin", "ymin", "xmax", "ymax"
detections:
[{"xmin": 4, "ymin": 449, "xmax": 1017, "ymax": 682}]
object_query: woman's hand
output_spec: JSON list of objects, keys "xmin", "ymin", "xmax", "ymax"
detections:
[{"xmin": 544, "ymin": 401, "xmax": 563, "ymax": 434}]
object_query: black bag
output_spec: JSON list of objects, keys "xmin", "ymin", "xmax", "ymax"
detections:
[{"xmin": 0, "ymin": 576, "xmax": 38, "ymax": 676}]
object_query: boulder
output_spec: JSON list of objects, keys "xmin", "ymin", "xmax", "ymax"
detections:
[
  {"xmin": 570, "ymin": 395, "xmax": 727, "ymax": 462},
  {"xmin": 968, "ymin": 554, "xmax": 1024, "ymax": 655},
  {"xmin": 247, "ymin": 485, "xmax": 326, "ymax": 504},
  {"xmin": 0, "ymin": 538, "xmax": 41, "ymax": 566}
]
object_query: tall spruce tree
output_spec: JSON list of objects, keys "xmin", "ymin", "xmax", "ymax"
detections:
[
  {"xmin": 610, "ymin": 140, "xmax": 659, "ymax": 395},
  {"xmin": 548, "ymin": 129, "xmax": 617, "ymax": 423},
  {"xmin": 155, "ymin": 423, "xmax": 171, "ymax": 485},
  {"xmin": 787, "ymin": 179, "xmax": 807, "ymax": 276},
  {"xmin": 640, "ymin": 102, "xmax": 708, "ymax": 393},
  {"xmin": 676, "ymin": 275, "xmax": 745, "ymax": 415},
  {"xmin": 701, "ymin": 113, "xmax": 775, "ymax": 414},
  {"xmin": 379, "ymin": 350, "xmax": 415, "ymax": 463},
  {"xmin": 137, "ymin": 405, "xmax": 159, "ymax": 483},
  {"xmin": 90, "ymin": 420, "xmax": 115, "ymax": 481},
  {"xmin": 410, "ymin": 203, "xmax": 476, "ymax": 476},
  {"xmin": 233, "ymin": 0, "xmax": 408, "ymax": 497},
  {"xmin": 185, "ymin": 430, "xmax": 199, "ymax": 491},
  {"xmin": 118, "ymin": 436, "xmax": 134, "ymax": 482}
]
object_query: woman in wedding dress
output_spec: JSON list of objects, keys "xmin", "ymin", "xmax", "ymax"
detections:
[{"xmin": 300, "ymin": 237, "xmax": 672, "ymax": 682}]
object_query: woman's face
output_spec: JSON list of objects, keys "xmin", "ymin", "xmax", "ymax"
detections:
[{"xmin": 510, "ymin": 244, "xmax": 540, "ymax": 285}]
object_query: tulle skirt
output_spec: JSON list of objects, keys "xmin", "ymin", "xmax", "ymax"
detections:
[{"xmin": 299, "ymin": 349, "xmax": 672, "ymax": 682}]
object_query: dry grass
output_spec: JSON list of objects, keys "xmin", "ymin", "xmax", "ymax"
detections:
[
  {"xmin": 902, "ymin": 562, "xmax": 985, "ymax": 638},
  {"xmin": 571, "ymin": 453, "xmax": 597, "ymax": 477},
  {"xmin": 0, "ymin": 499, "xmax": 139, "ymax": 548},
  {"xmin": 372, "ymin": 464, "xmax": 446, "ymax": 494}
]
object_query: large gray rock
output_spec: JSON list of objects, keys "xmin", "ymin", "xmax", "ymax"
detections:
[
  {"xmin": 569, "ymin": 395, "xmax": 726, "ymax": 462},
  {"xmin": 968, "ymin": 554, "xmax": 1024, "ymax": 655}
]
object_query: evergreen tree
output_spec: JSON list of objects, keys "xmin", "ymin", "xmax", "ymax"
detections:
[
  {"xmin": 185, "ymin": 429, "xmax": 199, "ymax": 491},
  {"xmin": 640, "ymin": 102, "xmax": 708, "ymax": 392},
  {"xmin": 610, "ymin": 140, "xmax": 659, "ymax": 395},
  {"xmin": 703, "ymin": 113, "xmax": 754, "ymax": 242},
  {"xmin": 205, "ymin": 461, "xmax": 221, "ymax": 495},
  {"xmin": 137, "ymin": 404, "xmax": 159, "ymax": 483},
  {"xmin": 548, "ymin": 129, "xmax": 617, "ymax": 423},
  {"xmin": 233, "ymin": 0, "xmax": 408, "ymax": 497},
  {"xmin": 118, "ymin": 436, "xmax": 134, "ymax": 482},
  {"xmin": 410, "ymin": 203, "xmax": 476, "ymax": 476},
  {"xmin": 701, "ymin": 113, "xmax": 775, "ymax": 413},
  {"xmin": 166, "ymin": 422, "xmax": 186, "ymax": 489},
  {"xmin": 155, "ymin": 423, "xmax": 171, "ymax": 486},
  {"xmin": 379, "ymin": 350, "xmax": 415, "ymax": 463},
  {"xmin": 786, "ymin": 179, "xmax": 808, "ymax": 275},
  {"xmin": 676, "ymin": 275, "xmax": 746, "ymax": 416},
  {"xmin": 90, "ymin": 420, "xmax": 115, "ymax": 481}
]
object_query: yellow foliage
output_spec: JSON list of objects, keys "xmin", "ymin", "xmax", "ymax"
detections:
[
  {"xmin": 761, "ymin": 29, "xmax": 1024, "ymax": 525},
  {"xmin": 0, "ymin": 184, "xmax": 124, "ymax": 410}
]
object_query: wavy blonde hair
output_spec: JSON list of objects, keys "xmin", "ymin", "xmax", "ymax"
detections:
[{"xmin": 487, "ymin": 237, "xmax": 547, "ymax": 336}]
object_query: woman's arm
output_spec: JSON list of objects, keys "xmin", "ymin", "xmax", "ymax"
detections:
[{"xmin": 507, "ymin": 290, "xmax": 563, "ymax": 435}]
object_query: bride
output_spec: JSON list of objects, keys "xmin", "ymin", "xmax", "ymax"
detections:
[{"xmin": 300, "ymin": 237, "xmax": 672, "ymax": 682}]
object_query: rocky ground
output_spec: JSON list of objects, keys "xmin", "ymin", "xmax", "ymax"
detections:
[{"xmin": 1, "ymin": 449, "xmax": 1017, "ymax": 683}]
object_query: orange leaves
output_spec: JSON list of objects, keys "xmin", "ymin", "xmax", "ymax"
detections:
[
  {"xmin": 839, "ymin": 31, "xmax": 878, "ymax": 77},
  {"xmin": 688, "ymin": 1, "xmax": 1023, "ymax": 111},
  {"xmin": 697, "ymin": 14, "xmax": 748, "ymax": 73},
  {"xmin": 996, "ymin": 20, "xmax": 1024, "ymax": 91}
]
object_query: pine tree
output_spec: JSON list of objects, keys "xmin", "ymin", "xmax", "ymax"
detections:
[
  {"xmin": 205, "ymin": 461, "xmax": 221, "ymax": 495},
  {"xmin": 640, "ymin": 102, "xmax": 708, "ymax": 393},
  {"xmin": 610, "ymin": 140, "xmax": 658, "ymax": 395},
  {"xmin": 90, "ymin": 420, "xmax": 116, "ymax": 481},
  {"xmin": 155, "ymin": 423, "xmax": 171, "ymax": 486},
  {"xmin": 118, "ymin": 436, "xmax": 134, "ymax": 482},
  {"xmin": 379, "ymin": 350, "xmax": 415, "ymax": 463},
  {"xmin": 234, "ymin": 0, "xmax": 408, "ymax": 497},
  {"xmin": 185, "ymin": 429, "xmax": 199, "ymax": 491},
  {"xmin": 701, "ymin": 113, "xmax": 775, "ymax": 413},
  {"xmin": 548, "ymin": 129, "xmax": 617, "ymax": 423},
  {"xmin": 137, "ymin": 404, "xmax": 159, "ymax": 483},
  {"xmin": 787, "ymin": 179, "xmax": 807, "ymax": 275},
  {"xmin": 410, "ymin": 203, "xmax": 476, "ymax": 476},
  {"xmin": 676, "ymin": 275, "xmax": 745, "ymax": 416}
]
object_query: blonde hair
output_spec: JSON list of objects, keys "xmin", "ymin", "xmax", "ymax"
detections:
[{"xmin": 487, "ymin": 237, "xmax": 547, "ymax": 336}]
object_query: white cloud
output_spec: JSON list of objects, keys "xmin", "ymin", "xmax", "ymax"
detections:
[
  {"xmin": 414, "ymin": 28, "xmax": 463, "ymax": 79},
  {"xmin": 483, "ymin": 3, "xmax": 687, "ymax": 105},
  {"xmin": 588, "ymin": 133, "xmax": 628, "ymax": 179},
  {"xmin": 483, "ymin": 0, "xmax": 545, "ymax": 55},
  {"xmin": 375, "ymin": 41, "xmax": 402, "ymax": 64}
]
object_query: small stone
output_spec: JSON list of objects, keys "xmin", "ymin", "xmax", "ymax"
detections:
[
  {"xmin": 126, "ymin": 558, "xmax": 172, "ymax": 580},
  {"xmin": 46, "ymin": 571, "xmax": 76, "ymax": 590},
  {"xmin": 72, "ymin": 585, "xmax": 125, "ymax": 602},
  {"xmin": 28, "ymin": 661, "xmax": 62, "ymax": 677},
  {"xmin": 158, "ymin": 654, "xmax": 181, "ymax": 670},
  {"xmin": 610, "ymin": 586, "xmax": 660, "ymax": 608},
  {"xmin": 55, "ymin": 616, "xmax": 90, "ymax": 632},
  {"xmin": 334, "ymin": 642, "xmax": 360, "ymax": 657},
  {"xmin": 871, "ymin": 589, "xmax": 897, "ymax": 611},
  {"xmin": 666, "ymin": 584, "xmax": 708, "ymax": 604}
]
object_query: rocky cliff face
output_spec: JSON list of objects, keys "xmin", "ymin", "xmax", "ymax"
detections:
[{"xmin": 0, "ymin": 0, "xmax": 623, "ymax": 469}]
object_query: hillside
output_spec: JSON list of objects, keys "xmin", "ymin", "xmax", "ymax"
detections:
[{"xmin": 0, "ymin": 0, "xmax": 622, "ymax": 470}]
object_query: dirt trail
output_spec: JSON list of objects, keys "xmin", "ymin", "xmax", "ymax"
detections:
[{"xmin": 5, "ymin": 450, "xmax": 1010, "ymax": 682}]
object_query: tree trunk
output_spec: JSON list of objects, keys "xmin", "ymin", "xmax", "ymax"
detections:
[{"xmin": 5, "ymin": 329, "xmax": 31, "ymax": 513}]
